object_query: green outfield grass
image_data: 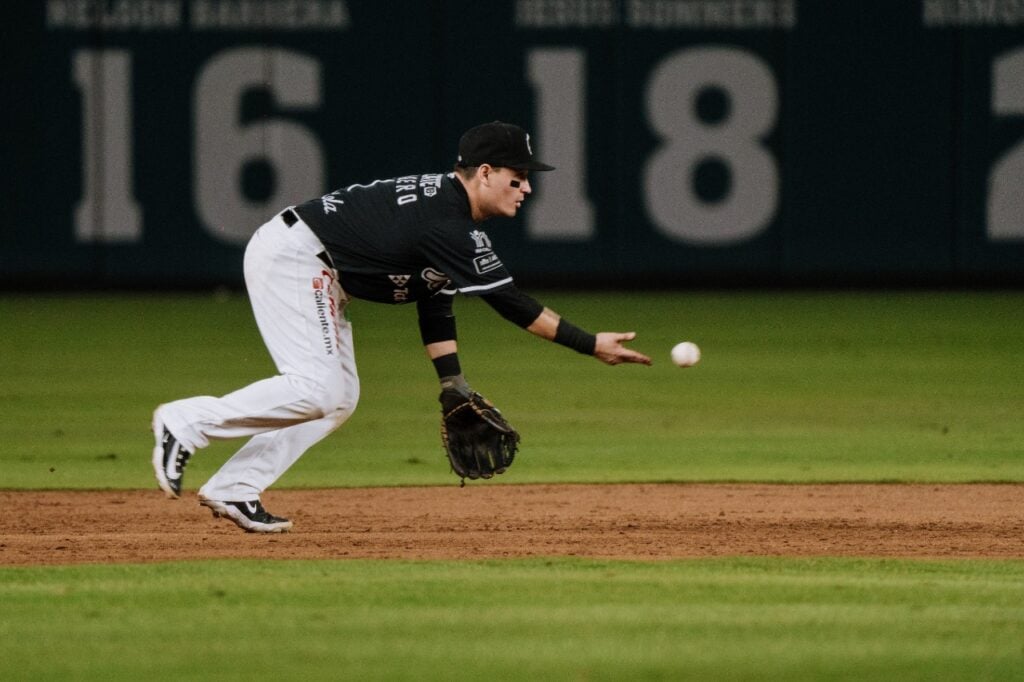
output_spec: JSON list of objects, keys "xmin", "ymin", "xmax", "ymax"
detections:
[
  {"xmin": 1, "ymin": 290, "xmax": 1022, "ymax": 488},
  {"xmin": 2, "ymin": 557, "xmax": 1022, "ymax": 680},
  {"xmin": 4, "ymin": 291, "xmax": 1023, "ymax": 681}
]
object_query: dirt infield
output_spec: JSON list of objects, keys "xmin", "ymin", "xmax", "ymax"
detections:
[{"xmin": 2, "ymin": 484, "xmax": 1022, "ymax": 566}]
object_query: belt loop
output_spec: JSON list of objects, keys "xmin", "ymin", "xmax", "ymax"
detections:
[{"xmin": 281, "ymin": 208, "xmax": 299, "ymax": 227}]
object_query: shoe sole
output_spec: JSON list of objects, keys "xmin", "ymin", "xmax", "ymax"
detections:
[
  {"xmin": 151, "ymin": 408, "xmax": 179, "ymax": 500},
  {"xmin": 198, "ymin": 497, "xmax": 293, "ymax": 534}
]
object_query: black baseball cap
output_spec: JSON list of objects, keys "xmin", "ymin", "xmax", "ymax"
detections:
[{"xmin": 456, "ymin": 121, "xmax": 555, "ymax": 171}]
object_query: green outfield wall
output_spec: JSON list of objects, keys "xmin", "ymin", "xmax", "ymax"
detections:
[{"xmin": 3, "ymin": 0, "xmax": 1022, "ymax": 286}]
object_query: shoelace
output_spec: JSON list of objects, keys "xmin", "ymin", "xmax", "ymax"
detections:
[{"xmin": 174, "ymin": 449, "xmax": 192, "ymax": 471}]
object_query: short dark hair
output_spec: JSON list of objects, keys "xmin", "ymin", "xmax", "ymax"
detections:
[{"xmin": 453, "ymin": 163, "xmax": 477, "ymax": 180}]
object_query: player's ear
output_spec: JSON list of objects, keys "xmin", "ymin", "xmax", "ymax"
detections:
[{"xmin": 478, "ymin": 164, "xmax": 494, "ymax": 185}]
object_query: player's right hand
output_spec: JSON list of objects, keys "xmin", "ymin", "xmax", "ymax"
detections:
[{"xmin": 594, "ymin": 332, "xmax": 652, "ymax": 366}]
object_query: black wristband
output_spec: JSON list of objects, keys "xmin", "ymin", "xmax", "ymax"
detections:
[
  {"xmin": 554, "ymin": 319, "xmax": 597, "ymax": 355},
  {"xmin": 432, "ymin": 352, "xmax": 462, "ymax": 379}
]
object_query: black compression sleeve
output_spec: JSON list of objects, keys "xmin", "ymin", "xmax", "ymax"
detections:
[
  {"xmin": 554, "ymin": 318, "xmax": 597, "ymax": 355},
  {"xmin": 417, "ymin": 295, "xmax": 457, "ymax": 345},
  {"xmin": 480, "ymin": 287, "xmax": 545, "ymax": 328}
]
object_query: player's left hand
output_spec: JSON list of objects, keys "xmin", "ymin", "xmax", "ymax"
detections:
[
  {"xmin": 594, "ymin": 332, "xmax": 652, "ymax": 366},
  {"xmin": 440, "ymin": 386, "xmax": 520, "ymax": 482}
]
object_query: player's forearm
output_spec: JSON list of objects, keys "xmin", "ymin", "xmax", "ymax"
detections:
[
  {"xmin": 421, "ymin": 310, "xmax": 460, "ymax": 383},
  {"xmin": 524, "ymin": 306, "xmax": 559, "ymax": 339},
  {"xmin": 527, "ymin": 307, "xmax": 597, "ymax": 355},
  {"xmin": 478, "ymin": 289, "xmax": 595, "ymax": 355},
  {"xmin": 426, "ymin": 344, "xmax": 465, "ymax": 390}
]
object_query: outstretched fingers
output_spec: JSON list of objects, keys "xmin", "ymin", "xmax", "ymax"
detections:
[{"xmin": 595, "ymin": 332, "xmax": 653, "ymax": 366}]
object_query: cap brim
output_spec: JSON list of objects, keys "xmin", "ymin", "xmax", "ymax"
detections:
[{"xmin": 511, "ymin": 161, "xmax": 556, "ymax": 171}]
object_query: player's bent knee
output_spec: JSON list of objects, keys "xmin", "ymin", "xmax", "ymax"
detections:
[
  {"xmin": 324, "ymin": 389, "xmax": 362, "ymax": 423},
  {"xmin": 322, "ymin": 403, "xmax": 355, "ymax": 432},
  {"xmin": 284, "ymin": 374, "xmax": 357, "ymax": 419},
  {"xmin": 320, "ymin": 377, "xmax": 358, "ymax": 415},
  {"xmin": 322, "ymin": 389, "xmax": 357, "ymax": 420}
]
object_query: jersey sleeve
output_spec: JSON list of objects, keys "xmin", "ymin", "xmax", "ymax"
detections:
[
  {"xmin": 417, "ymin": 219, "xmax": 515, "ymax": 296},
  {"xmin": 480, "ymin": 286, "xmax": 544, "ymax": 328}
]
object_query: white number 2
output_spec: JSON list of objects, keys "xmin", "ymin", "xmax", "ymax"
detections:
[{"xmin": 988, "ymin": 47, "xmax": 1024, "ymax": 241}]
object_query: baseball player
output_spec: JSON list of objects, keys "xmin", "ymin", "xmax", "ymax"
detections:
[{"xmin": 152, "ymin": 121, "xmax": 652, "ymax": 533}]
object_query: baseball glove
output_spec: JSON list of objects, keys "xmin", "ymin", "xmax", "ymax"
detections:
[{"xmin": 440, "ymin": 385, "xmax": 520, "ymax": 483}]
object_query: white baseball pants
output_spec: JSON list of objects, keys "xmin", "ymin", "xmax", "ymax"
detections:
[{"xmin": 157, "ymin": 210, "xmax": 359, "ymax": 501}]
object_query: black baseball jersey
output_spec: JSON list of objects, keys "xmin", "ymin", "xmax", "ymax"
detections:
[{"xmin": 293, "ymin": 173, "xmax": 514, "ymax": 305}]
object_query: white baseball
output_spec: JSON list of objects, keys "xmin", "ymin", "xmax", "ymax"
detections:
[{"xmin": 671, "ymin": 342, "xmax": 701, "ymax": 367}]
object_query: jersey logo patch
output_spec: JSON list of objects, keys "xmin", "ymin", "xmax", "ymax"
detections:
[
  {"xmin": 421, "ymin": 268, "xmax": 451, "ymax": 291},
  {"xmin": 469, "ymin": 230, "xmax": 492, "ymax": 253},
  {"xmin": 473, "ymin": 253, "xmax": 503, "ymax": 275},
  {"xmin": 388, "ymin": 274, "xmax": 411, "ymax": 287}
]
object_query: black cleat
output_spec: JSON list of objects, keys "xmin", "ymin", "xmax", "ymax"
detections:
[
  {"xmin": 152, "ymin": 410, "xmax": 193, "ymax": 499},
  {"xmin": 198, "ymin": 497, "xmax": 293, "ymax": 533}
]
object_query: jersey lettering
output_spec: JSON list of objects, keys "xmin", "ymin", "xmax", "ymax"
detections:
[
  {"xmin": 419, "ymin": 173, "xmax": 444, "ymax": 198},
  {"xmin": 320, "ymin": 191, "xmax": 344, "ymax": 214},
  {"xmin": 395, "ymin": 175, "xmax": 419, "ymax": 206}
]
